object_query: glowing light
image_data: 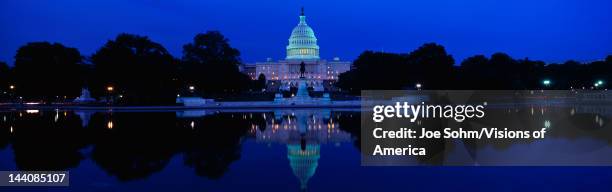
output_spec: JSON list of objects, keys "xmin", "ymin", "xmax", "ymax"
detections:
[
  {"xmin": 189, "ymin": 86, "xmax": 195, "ymax": 91},
  {"xmin": 107, "ymin": 121, "xmax": 114, "ymax": 129},
  {"xmin": 9, "ymin": 85, "xmax": 15, "ymax": 90},
  {"xmin": 26, "ymin": 110, "xmax": 39, "ymax": 114},
  {"xmin": 594, "ymin": 80, "xmax": 604, "ymax": 87},
  {"xmin": 106, "ymin": 86, "xmax": 114, "ymax": 92},
  {"xmin": 542, "ymin": 80, "xmax": 551, "ymax": 86}
]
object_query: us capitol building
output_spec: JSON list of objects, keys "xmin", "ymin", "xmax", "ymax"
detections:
[{"xmin": 240, "ymin": 8, "xmax": 352, "ymax": 91}]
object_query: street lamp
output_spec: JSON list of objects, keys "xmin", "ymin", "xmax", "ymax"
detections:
[
  {"xmin": 415, "ymin": 83, "xmax": 422, "ymax": 90},
  {"xmin": 189, "ymin": 85, "xmax": 195, "ymax": 91},
  {"xmin": 106, "ymin": 85, "xmax": 114, "ymax": 104},
  {"xmin": 542, "ymin": 79, "xmax": 551, "ymax": 87},
  {"xmin": 595, "ymin": 80, "xmax": 604, "ymax": 88},
  {"xmin": 8, "ymin": 85, "xmax": 15, "ymax": 103}
]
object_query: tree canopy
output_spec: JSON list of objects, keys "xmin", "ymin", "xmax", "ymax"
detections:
[
  {"xmin": 12, "ymin": 42, "xmax": 84, "ymax": 101},
  {"xmin": 91, "ymin": 33, "xmax": 177, "ymax": 104},
  {"xmin": 337, "ymin": 43, "xmax": 454, "ymax": 92},
  {"xmin": 0, "ymin": 61, "xmax": 9, "ymax": 90},
  {"xmin": 179, "ymin": 31, "xmax": 251, "ymax": 96}
]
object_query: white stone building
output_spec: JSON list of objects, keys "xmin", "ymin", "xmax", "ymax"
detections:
[{"xmin": 241, "ymin": 8, "xmax": 351, "ymax": 91}]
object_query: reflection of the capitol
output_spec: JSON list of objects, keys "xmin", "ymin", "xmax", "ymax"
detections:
[
  {"xmin": 175, "ymin": 109, "xmax": 355, "ymax": 190},
  {"xmin": 253, "ymin": 110, "xmax": 353, "ymax": 191},
  {"xmin": 254, "ymin": 110, "xmax": 352, "ymax": 145}
]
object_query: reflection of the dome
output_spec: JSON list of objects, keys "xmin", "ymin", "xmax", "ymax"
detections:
[
  {"xmin": 254, "ymin": 110, "xmax": 353, "ymax": 191},
  {"xmin": 288, "ymin": 144, "xmax": 319, "ymax": 191}
]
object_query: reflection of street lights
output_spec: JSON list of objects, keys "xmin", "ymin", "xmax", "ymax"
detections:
[{"xmin": 107, "ymin": 120, "xmax": 113, "ymax": 129}]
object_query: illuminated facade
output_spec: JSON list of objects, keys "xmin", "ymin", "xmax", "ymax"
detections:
[
  {"xmin": 241, "ymin": 8, "xmax": 352, "ymax": 91},
  {"xmin": 252, "ymin": 110, "xmax": 352, "ymax": 191}
]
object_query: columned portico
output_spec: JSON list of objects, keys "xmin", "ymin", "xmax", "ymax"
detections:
[{"xmin": 241, "ymin": 8, "xmax": 351, "ymax": 92}]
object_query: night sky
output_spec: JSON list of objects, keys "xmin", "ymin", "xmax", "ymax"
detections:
[{"xmin": 1, "ymin": 0, "xmax": 611, "ymax": 66}]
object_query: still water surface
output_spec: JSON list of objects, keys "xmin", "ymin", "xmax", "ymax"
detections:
[{"xmin": 0, "ymin": 107, "xmax": 611, "ymax": 191}]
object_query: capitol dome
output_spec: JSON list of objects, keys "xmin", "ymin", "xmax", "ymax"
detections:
[{"xmin": 286, "ymin": 8, "xmax": 320, "ymax": 60}]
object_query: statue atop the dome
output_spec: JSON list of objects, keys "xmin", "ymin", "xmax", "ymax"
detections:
[
  {"xmin": 300, "ymin": 61, "xmax": 306, "ymax": 78},
  {"xmin": 286, "ymin": 7, "xmax": 320, "ymax": 60}
]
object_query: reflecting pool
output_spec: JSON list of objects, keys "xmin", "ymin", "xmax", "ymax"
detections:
[{"xmin": 0, "ymin": 107, "xmax": 611, "ymax": 191}]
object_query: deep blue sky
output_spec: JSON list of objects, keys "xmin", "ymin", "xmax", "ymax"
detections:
[{"xmin": 1, "ymin": 0, "xmax": 611, "ymax": 66}]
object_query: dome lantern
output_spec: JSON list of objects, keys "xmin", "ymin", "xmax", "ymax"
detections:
[{"xmin": 286, "ymin": 8, "xmax": 320, "ymax": 60}]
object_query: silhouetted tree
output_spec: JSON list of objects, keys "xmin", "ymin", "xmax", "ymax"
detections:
[
  {"xmin": 336, "ymin": 51, "xmax": 407, "ymax": 92},
  {"xmin": 180, "ymin": 31, "xmax": 251, "ymax": 96},
  {"xmin": 405, "ymin": 43, "xmax": 455, "ymax": 89},
  {"xmin": 0, "ymin": 61, "xmax": 10, "ymax": 94},
  {"xmin": 91, "ymin": 33, "xmax": 177, "ymax": 105},
  {"xmin": 458, "ymin": 55, "xmax": 491, "ymax": 89},
  {"xmin": 516, "ymin": 58, "xmax": 546, "ymax": 88},
  {"xmin": 458, "ymin": 53, "xmax": 545, "ymax": 89},
  {"xmin": 257, "ymin": 73, "xmax": 266, "ymax": 90},
  {"xmin": 12, "ymin": 42, "xmax": 84, "ymax": 102},
  {"xmin": 337, "ymin": 43, "xmax": 455, "ymax": 92},
  {"xmin": 542, "ymin": 60, "xmax": 585, "ymax": 89},
  {"xmin": 586, "ymin": 58, "xmax": 612, "ymax": 88}
]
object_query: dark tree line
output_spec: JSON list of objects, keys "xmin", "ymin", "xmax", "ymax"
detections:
[
  {"xmin": 2, "ymin": 38, "xmax": 611, "ymax": 103},
  {"xmin": 337, "ymin": 43, "xmax": 612, "ymax": 93},
  {"xmin": 1, "ymin": 31, "xmax": 254, "ymax": 104}
]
